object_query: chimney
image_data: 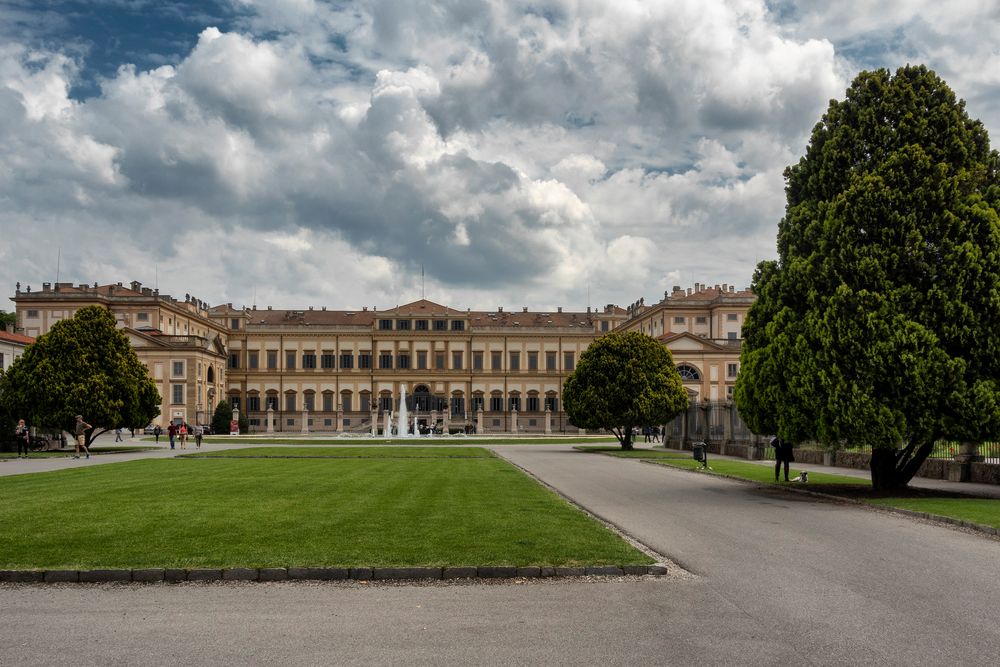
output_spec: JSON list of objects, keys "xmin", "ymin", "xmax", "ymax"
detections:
[
  {"xmin": 308, "ymin": 306, "xmax": 314, "ymax": 310},
  {"xmin": 722, "ymin": 283, "xmax": 728, "ymax": 292},
  {"xmin": 321, "ymin": 306, "xmax": 327, "ymax": 311},
  {"xmin": 522, "ymin": 306, "xmax": 528, "ymax": 313},
  {"xmin": 267, "ymin": 306, "xmax": 272, "ymax": 310},
  {"xmin": 498, "ymin": 306, "xmax": 503, "ymax": 312},
  {"xmin": 557, "ymin": 306, "xmax": 562, "ymax": 313},
  {"xmin": 687, "ymin": 288, "xmax": 692, "ymax": 296},
  {"xmin": 130, "ymin": 281, "xmax": 141, "ymax": 291}
]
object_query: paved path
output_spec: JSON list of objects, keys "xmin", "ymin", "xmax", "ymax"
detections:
[{"xmin": 2, "ymin": 441, "xmax": 999, "ymax": 665}]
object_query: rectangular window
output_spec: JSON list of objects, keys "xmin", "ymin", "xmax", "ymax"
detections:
[
  {"xmin": 379, "ymin": 319, "xmax": 393, "ymax": 330},
  {"xmin": 509, "ymin": 396, "xmax": 521, "ymax": 411},
  {"xmin": 26, "ymin": 309, "xmax": 39, "ymax": 319},
  {"xmin": 230, "ymin": 318, "xmax": 240, "ymax": 330},
  {"xmin": 696, "ymin": 316, "xmax": 707, "ymax": 324},
  {"xmin": 359, "ymin": 352, "xmax": 372, "ymax": 369},
  {"xmin": 340, "ymin": 353, "xmax": 354, "ymax": 369},
  {"xmin": 379, "ymin": 353, "xmax": 393, "ymax": 369},
  {"xmin": 564, "ymin": 352, "xmax": 575, "ymax": 371},
  {"xmin": 266, "ymin": 395, "xmax": 278, "ymax": 410},
  {"xmin": 433, "ymin": 319, "xmax": 447, "ymax": 331},
  {"xmin": 379, "ymin": 396, "xmax": 393, "ymax": 412},
  {"xmin": 417, "ymin": 350, "xmax": 427, "ymax": 369},
  {"xmin": 267, "ymin": 351, "xmax": 278, "ymax": 369},
  {"xmin": 473, "ymin": 351, "xmax": 483, "ymax": 370},
  {"xmin": 171, "ymin": 384, "xmax": 183, "ymax": 404},
  {"xmin": 228, "ymin": 353, "xmax": 239, "ymax": 369},
  {"xmin": 136, "ymin": 312, "xmax": 149, "ymax": 322},
  {"xmin": 285, "ymin": 351, "xmax": 296, "ymax": 369},
  {"xmin": 321, "ymin": 352, "xmax": 335, "ymax": 369},
  {"xmin": 528, "ymin": 351, "xmax": 538, "ymax": 370},
  {"xmin": 544, "ymin": 396, "xmax": 558, "ymax": 412},
  {"xmin": 302, "ymin": 353, "xmax": 316, "ymax": 369},
  {"xmin": 248, "ymin": 351, "xmax": 259, "ymax": 369},
  {"xmin": 601, "ymin": 320, "xmax": 609, "ymax": 332},
  {"xmin": 397, "ymin": 353, "xmax": 410, "ymax": 369},
  {"xmin": 451, "ymin": 320, "xmax": 465, "ymax": 331},
  {"xmin": 287, "ymin": 418, "xmax": 295, "ymax": 426},
  {"xmin": 435, "ymin": 352, "xmax": 445, "ymax": 370},
  {"xmin": 358, "ymin": 394, "xmax": 367, "ymax": 412},
  {"xmin": 491, "ymin": 351, "xmax": 502, "ymax": 370},
  {"xmin": 344, "ymin": 395, "xmax": 354, "ymax": 412},
  {"xmin": 673, "ymin": 316, "xmax": 685, "ymax": 325},
  {"xmin": 471, "ymin": 396, "xmax": 484, "ymax": 412},
  {"xmin": 248, "ymin": 396, "xmax": 260, "ymax": 411},
  {"xmin": 509, "ymin": 351, "xmax": 520, "ymax": 371},
  {"xmin": 0, "ymin": 352, "xmax": 4, "ymax": 370},
  {"xmin": 452, "ymin": 351, "xmax": 463, "ymax": 369},
  {"xmin": 546, "ymin": 351, "xmax": 556, "ymax": 370},
  {"xmin": 415, "ymin": 319, "xmax": 428, "ymax": 331},
  {"xmin": 527, "ymin": 396, "xmax": 539, "ymax": 411},
  {"xmin": 304, "ymin": 394, "xmax": 315, "ymax": 411},
  {"xmin": 397, "ymin": 319, "xmax": 411, "ymax": 330},
  {"xmin": 285, "ymin": 394, "xmax": 296, "ymax": 412},
  {"xmin": 727, "ymin": 313, "xmax": 738, "ymax": 321},
  {"xmin": 451, "ymin": 397, "xmax": 464, "ymax": 415},
  {"xmin": 727, "ymin": 363, "xmax": 739, "ymax": 378},
  {"xmin": 728, "ymin": 331, "xmax": 738, "ymax": 340},
  {"xmin": 172, "ymin": 361, "xmax": 185, "ymax": 377},
  {"xmin": 230, "ymin": 396, "xmax": 240, "ymax": 410},
  {"xmin": 323, "ymin": 394, "xmax": 333, "ymax": 412},
  {"xmin": 490, "ymin": 396, "xmax": 503, "ymax": 412}
]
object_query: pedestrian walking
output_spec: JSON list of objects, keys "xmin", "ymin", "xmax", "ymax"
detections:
[
  {"xmin": 15, "ymin": 419, "xmax": 30, "ymax": 458},
  {"xmin": 194, "ymin": 424, "xmax": 203, "ymax": 448},
  {"xmin": 153, "ymin": 425, "xmax": 161, "ymax": 443},
  {"xmin": 115, "ymin": 427, "xmax": 123, "ymax": 442},
  {"xmin": 168, "ymin": 422, "xmax": 176, "ymax": 449},
  {"xmin": 74, "ymin": 415, "xmax": 92, "ymax": 459},
  {"xmin": 772, "ymin": 436, "xmax": 794, "ymax": 482},
  {"xmin": 178, "ymin": 422, "xmax": 188, "ymax": 449}
]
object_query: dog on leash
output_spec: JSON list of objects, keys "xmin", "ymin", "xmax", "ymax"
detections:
[{"xmin": 790, "ymin": 471, "xmax": 809, "ymax": 483}]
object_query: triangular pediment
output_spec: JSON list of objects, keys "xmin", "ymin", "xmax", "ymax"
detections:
[
  {"xmin": 389, "ymin": 300, "xmax": 466, "ymax": 316},
  {"xmin": 658, "ymin": 331, "xmax": 732, "ymax": 352}
]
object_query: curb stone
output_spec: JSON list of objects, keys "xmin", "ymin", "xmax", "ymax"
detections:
[
  {"xmin": 0, "ymin": 570, "xmax": 44, "ymax": 583},
  {"xmin": 187, "ymin": 569, "xmax": 222, "ymax": 581},
  {"xmin": 554, "ymin": 567, "xmax": 585, "ymax": 577},
  {"xmin": 585, "ymin": 566, "xmax": 624, "ymax": 576},
  {"xmin": 478, "ymin": 566, "xmax": 517, "ymax": 578},
  {"xmin": 80, "ymin": 569, "xmax": 131, "ymax": 583},
  {"xmin": 44, "ymin": 570, "xmax": 79, "ymax": 583},
  {"xmin": 516, "ymin": 566, "xmax": 541, "ymax": 578},
  {"xmin": 223, "ymin": 568, "xmax": 258, "ymax": 581},
  {"xmin": 442, "ymin": 566, "xmax": 477, "ymax": 579},
  {"xmin": 350, "ymin": 567, "xmax": 373, "ymax": 580},
  {"xmin": 259, "ymin": 568, "xmax": 288, "ymax": 581},
  {"xmin": 132, "ymin": 569, "xmax": 165, "ymax": 582},
  {"xmin": 372, "ymin": 567, "xmax": 441, "ymax": 580},
  {"xmin": 164, "ymin": 568, "xmax": 187, "ymax": 582}
]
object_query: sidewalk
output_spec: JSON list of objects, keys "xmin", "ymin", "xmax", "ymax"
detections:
[{"xmin": 654, "ymin": 445, "xmax": 1000, "ymax": 499}]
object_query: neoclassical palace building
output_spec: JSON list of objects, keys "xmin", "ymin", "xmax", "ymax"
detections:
[{"xmin": 10, "ymin": 280, "xmax": 753, "ymax": 433}]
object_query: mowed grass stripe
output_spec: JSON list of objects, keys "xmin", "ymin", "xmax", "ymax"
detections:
[
  {"xmin": 181, "ymin": 446, "xmax": 494, "ymax": 458},
  {"xmin": 0, "ymin": 456, "xmax": 651, "ymax": 569}
]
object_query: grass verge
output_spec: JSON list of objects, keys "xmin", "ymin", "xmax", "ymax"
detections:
[
  {"xmin": 143, "ymin": 436, "xmax": 619, "ymax": 446},
  {"xmin": 0, "ymin": 447, "xmax": 651, "ymax": 569},
  {"xmin": 580, "ymin": 447, "xmax": 1000, "ymax": 530}
]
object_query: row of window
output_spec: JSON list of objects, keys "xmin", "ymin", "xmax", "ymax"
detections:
[
  {"xmin": 378, "ymin": 318, "xmax": 465, "ymax": 331},
  {"xmin": 229, "ymin": 393, "xmax": 559, "ymax": 415},
  {"xmin": 228, "ymin": 350, "xmax": 577, "ymax": 372}
]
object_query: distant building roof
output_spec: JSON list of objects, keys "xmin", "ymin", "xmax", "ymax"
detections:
[{"xmin": 0, "ymin": 330, "xmax": 34, "ymax": 345}]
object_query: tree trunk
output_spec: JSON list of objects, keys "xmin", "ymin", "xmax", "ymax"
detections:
[
  {"xmin": 869, "ymin": 440, "xmax": 934, "ymax": 490},
  {"xmin": 621, "ymin": 428, "xmax": 633, "ymax": 451}
]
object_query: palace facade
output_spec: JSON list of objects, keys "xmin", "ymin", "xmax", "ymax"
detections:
[{"xmin": 10, "ymin": 280, "xmax": 753, "ymax": 433}]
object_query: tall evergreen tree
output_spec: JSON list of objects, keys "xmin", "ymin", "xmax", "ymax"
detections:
[{"xmin": 736, "ymin": 65, "xmax": 1000, "ymax": 490}]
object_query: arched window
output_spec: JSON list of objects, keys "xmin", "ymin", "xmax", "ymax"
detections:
[
  {"xmin": 206, "ymin": 366, "xmax": 215, "ymax": 383},
  {"xmin": 677, "ymin": 364, "xmax": 701, "ymax": 381}
]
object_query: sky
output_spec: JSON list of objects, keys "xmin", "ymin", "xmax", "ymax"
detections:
[{"xmin": 1, "ymin": 1, "xmax": 999, "ymax": 312}]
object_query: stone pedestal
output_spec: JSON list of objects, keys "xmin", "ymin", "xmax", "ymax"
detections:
[
  {"xmin": 950, "ymin": 442, "xmax": 983, "ymax": 482},
  {"xmin": 370, "ymin": 410, "xmax": 378, "ymax": 436},
  {"xmin": 266, "ymin": 407, "xmax": 274, "ymax": 434},
  {"xmin": 544, "ymin": 407, "xmax": 552, "ymax": 435},
  {"xmin": 477, "ymin": 409, "xmax": 484, "ymax": 434},
  {"xmin": 336, "ymin": 407, "xmax": 343, "ymax": 432},
  {"xmin": 301, "ymin": 408, "xmax": 309, "ymax": 434},
  {"xmin": 511, "ymin": 409, "xmax": 519, "ymax": 434}
]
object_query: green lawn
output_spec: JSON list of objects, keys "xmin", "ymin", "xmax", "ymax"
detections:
[
  {"xmin": 0, "ymin": 446, "xmax": 158, "ymax": 459},
  {"xmin": 182, "ymin": 446, "xmax": 494, "ymax": 458},
  {"xmin": 146, "ymin": 436, "xmax": 619, "ymax": 446},
  {"xmin": 581, "ymin": 447, "xmax": 1000, "ymax": 529},
  {"xmin": 0, "ymin": 447, "xmax": 651, "ymax": 570}
]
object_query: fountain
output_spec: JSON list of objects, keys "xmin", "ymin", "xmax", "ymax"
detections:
[{"xmin": 397, "ymin": 383, "xmax": 412, "ymax": 437}]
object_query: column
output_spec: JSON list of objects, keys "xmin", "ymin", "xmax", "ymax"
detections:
[
  {"xmin": 336, "ymin": 405, "xmax": 344, "ymax": 432},
  {"xmin": 511, "ymin": 408, "xmax": 518, "ymax": 434},
  {"xmin": 544, "ymin": 406, "xmax": 552, "ymax": 435},
  {"xmin": 266, "ymin": 406, "xmax": 274, "ymax": 434},
  {"xmin": 477, "ymin": 408, "xmax": 484, "ymax": 435},
  {"xmin": 301, "ymin": 408, "xmax": 309, "ymax": 434}
]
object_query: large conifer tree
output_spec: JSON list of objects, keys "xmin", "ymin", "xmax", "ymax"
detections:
[{"xmin": 735, "ymin": 65, "xmax": 1000, "ymax": 490}]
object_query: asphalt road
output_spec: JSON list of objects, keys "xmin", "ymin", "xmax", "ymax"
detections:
[{"xmin": 1, "ymin": 444, "xmax": 998, "ymax": 665}]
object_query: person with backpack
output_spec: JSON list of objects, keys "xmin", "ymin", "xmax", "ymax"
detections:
[{"xmin": 15, "ymin": 419, "xmax": 30, "ymax": 458}]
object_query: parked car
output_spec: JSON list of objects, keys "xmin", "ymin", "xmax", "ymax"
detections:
[
  {"xmin": 143, "ymin": 424, "xmax": 158, "ymax": 435},
  {"xmin": 197, "ymin": 425, "xmax": 213, "ymax": 435}
]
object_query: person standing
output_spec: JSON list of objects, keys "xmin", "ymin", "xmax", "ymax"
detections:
[
  {"xmin": 193, "ymin": 424, "xmax": 203, "ymax": 448},
  {"xmin": 115, "ymin": 427, "xmax": 123, "ymax": 442},
  {"xmin": 772, "ymin": 435, "xmax": 794, "ymax": 482},
  {"xmin": 167, "ymin": 422, "xmax": 176, "ymax": 449},
  {"xmin": 153, "ymin": 425, "xmax": 161, "ymax": 443},
  {"xmin": 15, "ymin": 419, "xmax": 30, "ymax": 459},
  {"xmin": 74, "ymin": 415, "xmax": 92, "ymax": 460},
  {"xmin": 178, "ymin": 422, "xmax": 188, "ymax": 449}
]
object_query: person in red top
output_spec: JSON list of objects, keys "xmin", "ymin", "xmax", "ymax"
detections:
[
  {"xmin": 178, "ymin": 422, "xmax": 188, "ymax": 449},
  {"xmin": 168, "ymin": 422, "xmax": 177, "ymax": 450}
]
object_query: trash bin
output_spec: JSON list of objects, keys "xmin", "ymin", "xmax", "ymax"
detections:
[{"xmin": 692, "ymin": 442, "xmax": 706, "ymax": 462}]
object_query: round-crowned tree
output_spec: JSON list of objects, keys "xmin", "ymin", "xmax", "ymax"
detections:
[
  {"xmin": 563, "ymin": 330, "xmax": 688, "ymax": 450},
  {"xmin": 735, "ymin": 65, "xmax": 1000, "ymax": 490},
  {"xmin": 0, "ymin": 305, "xmax": 160, "ymax": 447}
]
